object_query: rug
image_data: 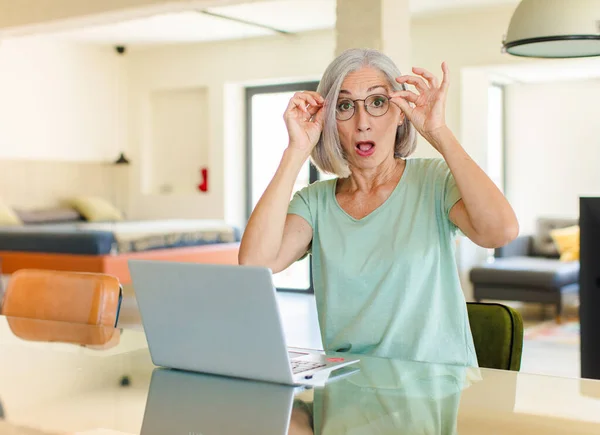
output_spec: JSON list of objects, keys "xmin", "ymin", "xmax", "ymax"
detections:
[{"xmin": 524, "ymin": 320, "xmax": 580, "ymax": 345}]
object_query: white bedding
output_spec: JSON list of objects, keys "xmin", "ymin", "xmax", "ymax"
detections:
[{"xmin": 74, "ymin": 219, "xmax": 238, "ymax": 253}]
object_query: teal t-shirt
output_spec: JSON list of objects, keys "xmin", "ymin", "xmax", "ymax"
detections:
[{"xmin": 287, "ymin": 157, "xmax": 478, "ymax": 367}]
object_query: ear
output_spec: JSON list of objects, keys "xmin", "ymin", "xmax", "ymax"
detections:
[{"xmin": 397, "ymin": 110, "xmax": 406, "ymax": 126}]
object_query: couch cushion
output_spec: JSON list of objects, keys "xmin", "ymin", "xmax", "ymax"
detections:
[
  {"xmin": 470, "ymin": 257, "xmax": 579, "ymax": 290},
  {"xmin": 532, "ymin": 217, "xmax": 578, "ymax": 258}
]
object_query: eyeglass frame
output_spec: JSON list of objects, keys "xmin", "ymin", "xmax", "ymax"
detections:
[{"xmin": 335, "ymin": 86, "xmax": 406, "ymax": 121}]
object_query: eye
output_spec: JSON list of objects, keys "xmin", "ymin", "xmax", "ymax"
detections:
[
  {"xmin": 370, "ymin": 96, "xmax": 387, "ymax": 107},
  {"xmin": 337, "ymin": 100, "xmax": 354, "ymax": 112}
]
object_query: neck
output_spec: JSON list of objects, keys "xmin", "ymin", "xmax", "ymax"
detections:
[{"xmin": 343, "ymin": 156, "xmax": 405, "ymax": 193}]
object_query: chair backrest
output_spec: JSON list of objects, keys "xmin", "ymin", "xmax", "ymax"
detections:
[
  {"xmin": 5, "ymin": 316, "xmax": 121, "ymax": 348},
  {"xmin": 467, "ymin": 302, "xmax": 523, "ymax": 371},
  {"xmin": 1, "ymin": 269, "xmax": 122, "ymax": 327}
]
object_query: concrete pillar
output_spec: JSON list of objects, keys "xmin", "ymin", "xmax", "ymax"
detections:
[{"xmin": 336, "ymin": 0, "xmax": 411, "ymax": 74}]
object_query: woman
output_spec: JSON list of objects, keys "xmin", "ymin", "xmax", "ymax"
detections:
[{"xmin": 239, "ymin": 48, "xmax": 518, "ymax": 367}]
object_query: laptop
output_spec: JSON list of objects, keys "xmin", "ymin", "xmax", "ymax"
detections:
[
  {"xmin": 128, "ymin": 260, "xmax": 359, "ymax": 385},
  {"xmin": 140, "ymin": 367, "xmax": 295, "ymax": 435}
]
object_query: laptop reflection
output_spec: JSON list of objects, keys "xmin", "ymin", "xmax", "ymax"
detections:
[{"xmin": 140, "ymin": 368, "xmax": 297, "ymax": 435}]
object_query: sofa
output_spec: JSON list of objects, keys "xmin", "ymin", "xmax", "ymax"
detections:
[{"xmin": 469, "ymin": 217, "xmax": 579, "ymax": 322}]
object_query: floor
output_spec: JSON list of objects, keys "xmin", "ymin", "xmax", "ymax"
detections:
[
  {"xmin": 276, "ymin": 292, "xmax": 582, "ymax": 379},
  {"xmin": 521, "ymin": 306, "xmax": 581, "ymax": 378}
]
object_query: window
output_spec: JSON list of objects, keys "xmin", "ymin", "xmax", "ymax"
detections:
[
  {"xmin": 245, "ymin": 82, "xmax": 320, "ymax": 292},
  {"xmin": 487, "ymin": 84, "xmax": 506, "ymax": 193}
]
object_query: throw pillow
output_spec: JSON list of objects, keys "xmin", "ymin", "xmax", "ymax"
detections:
[
  {"xmin": 0, "ymin": 199, "xmax": 23, "ymax": 226},
  {"xmin": 549, "ymin": 225, "xmax": 579, "ymax": 262},
  {"xmin": 69, "ymin": 196, "xmax": 123, "ymax": 222}
]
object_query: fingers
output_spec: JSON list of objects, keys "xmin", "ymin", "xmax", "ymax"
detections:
[
  {"xmin": 389, "ymin": 93, "xmax": 413, "ymax": 114},
  {"xmin": 412, "ymin": 66, "xmax": 439, "ymax": 89},
  {"xmin": 397, "ymin": 64, "xmax": 450, "ymax": 94},
  {"xmin": 302, "ymin": 91, "xmax": 325, "ymax": 104},
  {"xmin": 284, "ymin": 98, "xmax": 310, "ymax": 120},
  {"xmin": 391, "ymin": 90, "xmax": 419, "ymax": 105},
  {"xmin": 285, "ymin": 91, "xmax": 324, "ymax": 119},
  {"xmin": 395, "ymin": 75, "xmax": 430, "ymax": 95},
  {"xmin": 312, "ymin": 104, "xmax": 327, "ymax": 128},
  {"xmin": 440, "ymin": 61, "xmax": 450, "ymax": 93},
  {"xmin": 295, "ymin": 91, "xmax": 324, "ymax": 110}
]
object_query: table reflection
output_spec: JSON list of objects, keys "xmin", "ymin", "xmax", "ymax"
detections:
[
  {"xmin": 137, "ymin": 355, "xmax": 479, "ymax": 435},
  {"xmin": 296, "ymin": 356, "xmax": 478, "ymax": 435}
]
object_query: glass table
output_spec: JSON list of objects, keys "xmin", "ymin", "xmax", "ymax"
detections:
[{"xmin": 0, "ymin": 314, "xmax": 599, "ymax": 435}]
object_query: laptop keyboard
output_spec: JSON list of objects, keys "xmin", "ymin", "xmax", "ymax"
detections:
[{"xmin": 291, "ymin": 360, "xmax": 327, "ymax": 374}]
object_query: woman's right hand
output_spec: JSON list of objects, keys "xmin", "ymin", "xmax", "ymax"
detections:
[{"xmin": 283, "ymin": 91, "xmax": 326, "ymax": 155}]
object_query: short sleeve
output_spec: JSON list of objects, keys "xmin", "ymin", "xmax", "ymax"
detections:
[
  {"xmin": 287, "ymin": 186, "xmax": 315, "ymax": 260},
  {"xmin": 287, "ymin": 187, "xmax": 314, "ymax": 229},
  {"xmin": 438, "ymin": 160, "xmax": 462, "ymax": 235},
  {"xmin": 443, "ymin": 167, "xmax": 462, "ymax": 217}
]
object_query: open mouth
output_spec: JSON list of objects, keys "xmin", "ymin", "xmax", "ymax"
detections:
[{"xmin": 355, "ymin": 141, "xmax": 375, "ymax": 157}]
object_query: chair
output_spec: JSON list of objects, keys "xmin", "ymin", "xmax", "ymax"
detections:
[
  {"xmin": 0, "ymin": 269, "xmax": 123, "ymax": 348},
  {"xmin": 467, "ymin": 302, "xmax": 524, "ymax": 371},
  {"xmin": 1, "ymin": 269, "xmax": 122, "ymax": 327}
]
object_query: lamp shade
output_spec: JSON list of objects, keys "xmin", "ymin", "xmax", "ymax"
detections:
[{"xmin": 503, "ymin": 0, "xmax": 600, "ymax": 58}]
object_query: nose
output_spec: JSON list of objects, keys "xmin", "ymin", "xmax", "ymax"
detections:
[{"xmin": 355, "ymin": 103, "xmax": 371, "ymax": 132}]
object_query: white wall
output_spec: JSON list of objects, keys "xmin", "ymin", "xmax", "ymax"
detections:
[
  {"xmin": 126, "ymin": 29, "xmax": 335, "ymax": 224},
  {"xmin": 411, "ymin": 5, "xmax": 523, "ymax": 159},
  {"xmin": 0, "ymin": 160, "xmax": 116, "ymax": 209},
  {"xmin": 0, "ymin": 37, "xmax": 127, "ymax": 162},
  {"xmin": 505, "ymin": 79, "xmax": 600, "ymax": 235},
  {"xmin": 147, "ymin": 87, "xmax": 210, "ymax": 195}
]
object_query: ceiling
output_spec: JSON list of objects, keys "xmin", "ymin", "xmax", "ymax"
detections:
[{"xmin": 10, "ymin": 0, "xmax": 520, "ymax": 46}]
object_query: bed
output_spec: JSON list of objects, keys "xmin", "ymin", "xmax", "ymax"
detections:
[{"xmin": 0, "ymin": 219, "xmax": 241, "ymax": 284}]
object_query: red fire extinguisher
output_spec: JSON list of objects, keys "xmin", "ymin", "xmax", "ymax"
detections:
[{"xmin": 198, "ymin": 167, "xmax": 208, "ymax": 192}]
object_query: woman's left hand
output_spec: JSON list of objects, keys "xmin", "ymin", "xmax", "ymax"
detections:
[{"xmin": 391, "ymin": 62, "xmax": 450, "ymax": 145}]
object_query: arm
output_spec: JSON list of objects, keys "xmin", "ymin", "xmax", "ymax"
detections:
[
  {"xmin": 392, "ymin": 62, "xmax": 518, "ymax": 248},
  {"xmin": 239, "ymin": 90, "xmax": 325, "ymax": 272},
  {"xmin": 495, "ymin": 234, "xmax": 532, "ymax": 258},
  {"xmin": 288, "ymin": 401, "xmax": 314, "ymax": 435},
  {"xmin": 432, "ymin": 127, "xmax": 519, "ymax": 248},
  {"xmin": 238, "ymin": 148, "xmax": 313, "ymax": 273}
]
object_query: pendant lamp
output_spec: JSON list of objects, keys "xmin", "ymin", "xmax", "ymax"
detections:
[{"xmin": 503, "ymin": 0, "xmax": 600, "ymax": 58}]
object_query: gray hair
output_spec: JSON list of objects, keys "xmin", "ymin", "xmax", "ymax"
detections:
[{"xmin": 311, "ymin": 48, "xmax": 417, "ymax": 178}]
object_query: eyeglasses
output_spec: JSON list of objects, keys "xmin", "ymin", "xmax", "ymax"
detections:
[{"xmin": 335, "ymin": 94, "xmax": 392, "ymax": 121}]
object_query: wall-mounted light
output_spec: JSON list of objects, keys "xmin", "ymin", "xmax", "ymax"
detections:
[
  {"xmin": 113, "ymin": 152, "xmax": 130, "ymax": 165},
  {"xmin": 503, "ymin": 0, "xmax": 600, "ymax": 58}
]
